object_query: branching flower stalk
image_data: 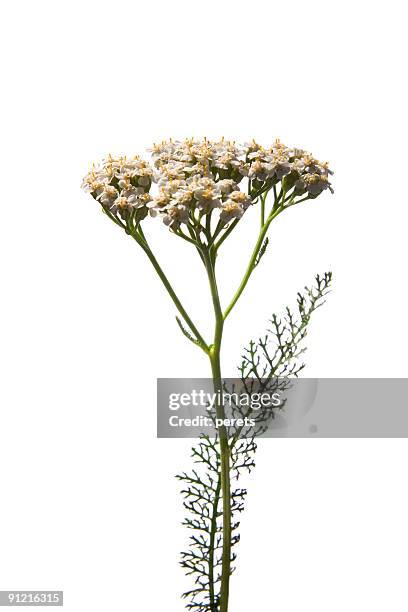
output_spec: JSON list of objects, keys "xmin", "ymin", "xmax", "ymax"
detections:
[{"xmin": 82, "ymin": 138, "xmax": 333, "ymax": 611}]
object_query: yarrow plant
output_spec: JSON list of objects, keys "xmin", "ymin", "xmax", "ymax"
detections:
[{"xmin": 82, "ymin": 138, "xmax": 333, "ymax": 611}]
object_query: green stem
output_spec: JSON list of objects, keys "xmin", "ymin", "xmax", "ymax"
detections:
[
  {"xmin": 260, "ymin": 192, "xmax": 266, "ymax": 226},
  {"xmin": 223, "ymin": 206, "xmax": 283, "ymax": 320},
  {"xmin": 202, "ymin": 248, "xmax": 231, "ymax": 612},
  {"xmin": 213, "ymin": 219, "xmax": 240, "ymax": 251},
  {"xmin": 210, "ymin": 350, "xmax": 231, "ymax": 612},
  {"xmin": 208, "ymin": 467, "xmax": 222, "ymax": 610},
  {"xmin": 133, "ymin": 229, "xmax": 209, "ymax": 353}
]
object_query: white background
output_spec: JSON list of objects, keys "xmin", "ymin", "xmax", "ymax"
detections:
[{"xmin": 1, "ymin": 1, "xmax": 408, "ymax": 610}]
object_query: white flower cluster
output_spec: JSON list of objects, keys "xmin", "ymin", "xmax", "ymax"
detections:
[
  {"xmin": 82, "ymin": 139, "xmax": 333, "ymax": 230},
  {"xmin": 148, "ymin": 139, "xmax": 251, "ymax": 226},
  {"xmin": 148, "ymin": 174, "xmax": 252, "ymax": 227},
  {"xmin": 245, "ymin": 139, "xmax": 334, "ymax": 197},
  {"xmin": 81, "ymin": 154, "xmax": 153, "ymax": 217}
]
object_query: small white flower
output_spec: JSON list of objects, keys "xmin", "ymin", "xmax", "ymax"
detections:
[
  {"xmin": 217, "ymin": 179, "xmax": 238, "ymax": 194},
  {"xmin": 162, "ymin": 204, "xmax": 189, "ymax": 228},
  {"xmin": 220, "ymin": 200, "xmax": 245, "ymax": 223},
  {"xmin": 82, "ymin": 177, "xmax": 105, "ymax": 196},
  {"xmin": 111, "ymin": 196, "xmax": 129, "ymax": 212},
  {"xmin": 272, "ymin": 159, "xmax": 292, "ymax": 179},
  {"xmin": 149, "ymin": 190, "xmax": 172, "ymax": 213},
  {"xmin": 194, "ymin": 187, "xmax": 222, "ymax": 212},
  {"xmin": 98, "ymin": 185, "xmax": 119, "ymax": 207},
  {"xmin": 228, "ymin": 190, "xmax": 251, "ymax": 210},
  {"xmin": 298, "ymin": 173, "xmax": 333, "ymax": 196}
]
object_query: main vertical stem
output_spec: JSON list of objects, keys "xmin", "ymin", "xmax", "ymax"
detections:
[
  {"xmin": 210, "ymin": 348, "xmax": 231, "ymax": 612},
  {"xmin": 203, "ymin": 248, "xmax": 231, "ymax": 612}
]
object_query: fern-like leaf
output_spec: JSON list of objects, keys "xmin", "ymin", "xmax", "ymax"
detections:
[
  {"xmin": 179, "ymin": 272, "xmax": 333, "ymax": 611},
  {"xmin": 254, "ymin": 237, "xmax": 269, "ymax": 268}
]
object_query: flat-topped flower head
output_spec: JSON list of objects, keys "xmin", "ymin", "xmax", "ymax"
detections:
[{"xmin": 82, "ymin": 138, "xmax": 333, "ymax": 237}]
